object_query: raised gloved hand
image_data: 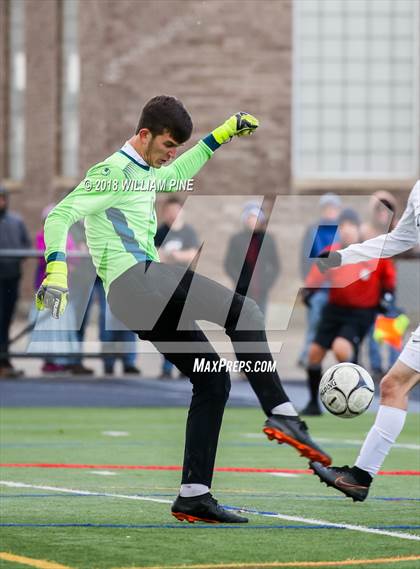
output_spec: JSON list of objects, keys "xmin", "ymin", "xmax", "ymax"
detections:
[
  {"xmin": 212, "ymin": 112, "xmax": 259, "ymax": 144},
  {"xmin": 36, "ymin": 260, "xmax": 68, "ymax": 319},
  {"xmin": 316, "ymin": 251, "xmax": 342, "ymax": 273}
]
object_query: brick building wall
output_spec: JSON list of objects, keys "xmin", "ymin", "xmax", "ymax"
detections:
[
  {"xmin": 1, "ymin": 0, "xmax": 292, "ymax": 202},
  {"xmin": 1, "ymin": 0, "xmax": 417, "ymax": 309},
  {"xmin": 25, "ymin": 0, "xmax": 60, "ymax": 211},
  {"xmin": 0, "ymin": 0, "xmax": 293, "ymax": 300},
  {"xmin": 77, "ymin": 0, "xmax": 292, "ymax": 195}
]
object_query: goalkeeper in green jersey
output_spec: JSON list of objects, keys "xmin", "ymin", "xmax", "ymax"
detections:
[{"xmin": 37, "ymin": 95, "xmax": 330, "ymax": 523}]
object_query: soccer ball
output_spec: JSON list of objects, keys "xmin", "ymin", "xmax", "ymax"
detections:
[{"xmin": 319, "ymin": 363, "xmax": 375, "ymax": 418}]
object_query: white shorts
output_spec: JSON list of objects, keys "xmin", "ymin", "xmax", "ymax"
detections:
[{"xmin": 398, "ymin": 324, "xmax": 420, "ymax": 373}]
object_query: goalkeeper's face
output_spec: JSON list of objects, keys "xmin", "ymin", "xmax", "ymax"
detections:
[{"xmin": 143, "ymin": 130, "xmax": 181, "ymax": 168}]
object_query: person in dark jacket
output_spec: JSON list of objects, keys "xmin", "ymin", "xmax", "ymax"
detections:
[
  {"xmin": 224, "ymin": 202, "xmax": 280, "ymax": 317},
  {"xmin": 0, "ymin": 187, "xmax": 31, "ymax": 377}
]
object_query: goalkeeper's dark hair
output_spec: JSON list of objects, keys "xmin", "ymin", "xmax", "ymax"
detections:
[{"xmin": 136, "ymin": 96, "xmax": 193, "ymax": 143}]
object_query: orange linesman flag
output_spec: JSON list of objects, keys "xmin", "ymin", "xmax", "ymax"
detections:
[{"xmin": 373, "ymin": 314, "xmax": 410, "ymax": 351}]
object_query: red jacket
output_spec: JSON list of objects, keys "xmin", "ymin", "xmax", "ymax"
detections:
[{"xmin": 305, "ymin": 244, "xmax": 396, "ymax": 309}]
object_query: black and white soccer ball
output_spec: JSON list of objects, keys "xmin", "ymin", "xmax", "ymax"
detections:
[{"xmin": 319, "ymin": 363, "xmax": 375, "ymax": 418}]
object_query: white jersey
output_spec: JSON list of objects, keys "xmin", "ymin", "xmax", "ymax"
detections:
[
  {"xmin": 338, "ymin": 181, "xmax": 420, "ymax": 373},
  {"xmin": 339, "ymin": 180, "xmax": 420, "ymax": 265}
]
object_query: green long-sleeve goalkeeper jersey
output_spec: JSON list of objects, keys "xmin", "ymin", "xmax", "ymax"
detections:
[{"xmin": 44, "ymin": 136, "xmax": 219, "ymax": 294}]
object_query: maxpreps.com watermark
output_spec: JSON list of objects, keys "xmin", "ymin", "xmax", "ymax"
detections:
[{"xmin": 193, "ymin": 358, "xmax": 277, "ymax": 374}]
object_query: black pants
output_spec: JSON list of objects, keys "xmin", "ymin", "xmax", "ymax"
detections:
[
  {"xmin": 314, "ymin": 303, "xmax": 376, "ymax": 352},
  {"xmin": 108, "ymin": 262, "xmax": 289, "ymax": 487},
  {"xmin": 0, "ymin": 277, "xmax": 19, "ymax": 367}
]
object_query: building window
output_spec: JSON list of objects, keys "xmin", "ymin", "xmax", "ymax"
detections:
[
  {"xmin": 60, "ymin": 0, "xmax": 79, "ymax": 178},
  {"xmin": 8, "ymin": 0, "xmax": 26, "ymax": 181},
  {"xmin": 293, "ymin": 0, "xmax": 419, "ymax": 180}
]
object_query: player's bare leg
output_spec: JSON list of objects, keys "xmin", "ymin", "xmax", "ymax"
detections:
[
  {"xmin": 379, "ymin": 360, "xmax": 420, "ymax": 409},
  {"xmin": 331, "ymin": 337, "xmax": 353, "ymax": 362},
  {"xmin": 310, "ymin": 358, "xmax": 420, "ymax": 501}
]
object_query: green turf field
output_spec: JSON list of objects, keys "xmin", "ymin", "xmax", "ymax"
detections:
[{"xmin": 0, "ymin": 408, "xmax": 419, "ymax": 569}]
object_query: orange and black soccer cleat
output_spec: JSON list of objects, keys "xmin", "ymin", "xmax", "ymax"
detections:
[
  {"xmin": 171, "ymin": 492, "xmax": 248, "ymax": 524},
  {"xmin": 263, "ymin": 414, "xmax": 331, "ymax": 466}
]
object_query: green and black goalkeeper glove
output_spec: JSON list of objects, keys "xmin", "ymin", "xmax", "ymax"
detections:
[
  {"xmin": 212, "ymin": 112, "xmax": 259, "ymax": 144},
  {"xmin": 36, "ymin": 260, "xmax": 68, "ymax": 319}
]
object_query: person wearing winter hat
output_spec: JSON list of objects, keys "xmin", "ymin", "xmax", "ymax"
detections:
[{"xmin": 224, "ymin": 202, "xmax": 280, "ymax": 318}]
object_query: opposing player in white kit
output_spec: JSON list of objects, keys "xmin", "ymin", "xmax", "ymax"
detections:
[{"xmin": 310, "ymin": 180, "xmax": 420, "ymax": 501}]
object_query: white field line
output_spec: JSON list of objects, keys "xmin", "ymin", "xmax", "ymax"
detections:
[
  {"xmin": 269, "ymin": 473, "xmax": 300, "ymax": 478},
  {"xmin": 1, "ymin": 480, "xmax": 419, "ymax": 542},
  {"xmin": 0, "ymin": 481, "xmax": 171, "ymax": 505},
  {"xmin": 89, "ymin": 471, "xmax": 117, "ymax": 476},
  {"xmin": 102, "ymin": 431, "xmax": 130, "ymax": 437},
  {"xmin": 240, "ymin": 509, "xmax": 420, "ymax": 542}
]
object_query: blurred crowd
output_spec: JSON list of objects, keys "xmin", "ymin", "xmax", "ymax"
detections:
[
  {"xmin": 298, "ymin": 192, "xmax": 409, "ymax": 415},
  {"xmin": 0, "ymin": 187, "xmax": 411, "ymax": 396}
]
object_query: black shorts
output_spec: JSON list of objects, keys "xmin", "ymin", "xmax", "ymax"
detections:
[{"xmin": 314, "ymin": 303, "xmax": 376, "ymax": 350}]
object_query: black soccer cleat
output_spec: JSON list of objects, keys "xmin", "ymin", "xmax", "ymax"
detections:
[
  {"xmin": 300, "ymin": 401, "xmax": 323, "ymax": 416},
  {"xmin": 309, "ymin": 462, "xmax": 371, "ymax": 502},
  {"xmin": 171, "ymin": 492, "xmax": 248, "ymax": 524},
  {"xmin": 263, "ymin": 415, "xmax": 331, "ymax": 466}
]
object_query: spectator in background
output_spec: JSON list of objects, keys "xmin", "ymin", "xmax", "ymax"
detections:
[
  {"xmin": 0, "ymin": 187, "xmax": 30, "ymax": 378},
  {"xmin": 361, "ymin": 191, "xmax": 401, "ymax": 381},
  {"xmin": 33, "ymin": 204, "xmax": 81, "ymax": 374},
  {"xmin": 224, "ymin": 201, "xmax": 280, "ymax": 317},
  {"xmin": 97, "ymin": 282, "xmax": 140, "ymax": 376},
  {"xmin": 298, "ymin": 193, "xmax": 342, "ymax": 367},
  {"xmin": 302, "ymin": 209, "xmax": 396, "ymax": 415},
  {"xmin": 155, "ymin": 196, "xmax": 199, "ymax": 379}
]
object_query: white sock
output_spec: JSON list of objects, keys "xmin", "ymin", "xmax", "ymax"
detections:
[
  {"xmin": 179, "ymin": 484, "xmax": 209, "ymax": 498},
  {"xmin": 355, "ymin": 405, "xmax": 406, "ymax": 477},
  {"xmin": 271, "ymin": 402, "xmax": 298, "ymax": 416}
]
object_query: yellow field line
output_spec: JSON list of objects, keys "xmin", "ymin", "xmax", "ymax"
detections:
[
  {"xmin": 113, "ymin": 555, "xmax": 420, "ymax": 569},
  {"xmin": 1, "ymin": 553, "xmax": 419, "ymax": 569},
  {"xmin": 0, "ymin": 552, "xmax": 74, "ymax": 569}
]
